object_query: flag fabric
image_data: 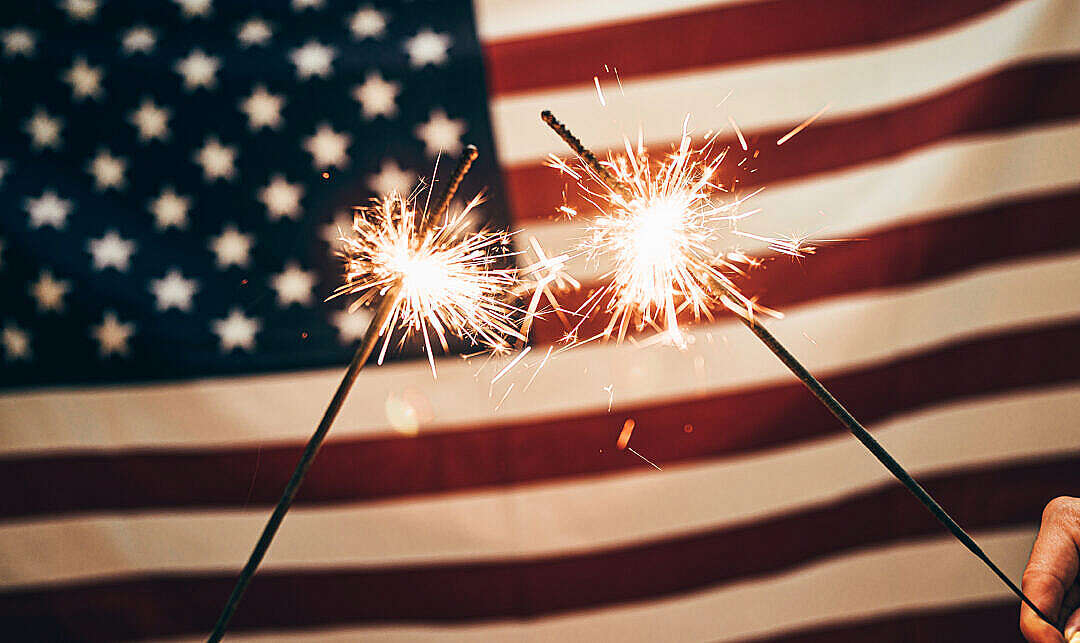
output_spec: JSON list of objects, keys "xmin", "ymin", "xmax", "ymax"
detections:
[
  {"xmin": 2, "ymin": 0, "xmax": 1080, "ymax": 641},
  {"xmin": 0, "ymin": 0, "xmax": 507, "ymax": 390}
]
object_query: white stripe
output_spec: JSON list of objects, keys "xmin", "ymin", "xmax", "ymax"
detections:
[
  {"xmin": 474, "ymin": 0, "xmax": 754, "ymax": 42},
  {"xmin": 491, "ymin": 0, "xmax": 1080, "ymax": 162},
  {"xmin": 3, "ymin": 386, "xmax": 1076, "ymax": 588},
  {"xmin": 2, "ymin": 250, "xmax": 1078, "ymax": 456},
  {"xmin": 159, "ymin": 527, "xmax": 1037, "ymax": 642},
  {"xmin": 522, "ymin": 119, "xmax": 1080, "ymax": 281}
]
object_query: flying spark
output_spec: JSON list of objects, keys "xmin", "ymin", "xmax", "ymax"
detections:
[{"xmin": 777, "ymin": 103, "xmax": 831, "ymax": 146}]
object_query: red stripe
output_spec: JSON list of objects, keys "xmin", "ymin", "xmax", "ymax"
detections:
[
  {"xmin": 737, "ymin": 600, "xmax": 1021, "ymax": 643},
  {"xmin": 527, "ymin": 188, "xmax": 1080, "ymax": 344},
  {"xmin": 2, "ymin": 318, "xmax": 1077, "ymax": 520},
  {"xmin": 483, "ymin": 0, "xmax": 1011, "ymax": 96},
  {"xmin": 1, "ymin": 456, "xmax": 1069, "ymax": 640},
  {"xmin": 503, "ymin": 57, "xmax": 1080, "ymax": 222}
]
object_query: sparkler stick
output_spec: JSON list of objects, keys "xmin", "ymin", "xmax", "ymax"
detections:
[
  {"xmin": 208, "ymin": 148, "xmax": 480, "ymax": 642},
  {"xmin": 736, "ymin": 313, "xmax": 1054, "ymax": 626},
  {"xmin": 428, "ymin": 145, "xmax": 478, "ymax": 225},
  {"xmin": 540, "ymin": 110, "xmax": 1058, "ymax": 629}
]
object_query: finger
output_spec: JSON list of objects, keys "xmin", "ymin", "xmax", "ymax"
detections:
[
  {"xmin": 1022, "ymin": 584, "xmax": 1067, "ymax": 643},
  {"xmin": 1021, "ymin": 498, "xmax": 1080, "ymax": 642}
]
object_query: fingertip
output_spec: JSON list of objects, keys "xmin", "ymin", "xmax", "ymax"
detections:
[
  {"xmin": 1065, "ymin": 607, "xmax": 1080, "ymax": 640},
  {"xmin": 1021, "ymin": 606, "xmax": 1067, "ymax": 643}
]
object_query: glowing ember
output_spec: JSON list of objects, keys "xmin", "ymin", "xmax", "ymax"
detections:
[
  {"xmin": 332, "ymin": 189, "xmax": 524, "ymax": 377},
  {"xmin": 617, "ymin": 417, "xmax": 635, "ymax": 450}
]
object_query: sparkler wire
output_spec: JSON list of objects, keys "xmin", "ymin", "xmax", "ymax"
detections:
[
  {"xmin": 540, "ymin": 110, "xmax": 1058, "ymax": 631},
  {"xmin": 208, "ymin": 148, "xmax": 479, "ymax": 642},
  {"xmin": 737, "ymin": 313, "xmax": 1055, "ymax": 627}
]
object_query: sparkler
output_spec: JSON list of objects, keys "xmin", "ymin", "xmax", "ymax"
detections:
[
  {"xmin": 209, "ymin": 145, "xmax": 518, "ymax": 641},
  {"xmin": 540, "ymin": 110, "xmax": 791, "ymax": 348},
  {"xmin": 332, "ymin": 179, "xmax": 524, "ymax": 378},
  {"xmin": 540, "ymin": 110, "xmax": 1057, "ymax": 629}
]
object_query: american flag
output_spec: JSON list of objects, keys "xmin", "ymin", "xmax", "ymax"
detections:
[{"xmin": 2, "ymin": 0, "xmax": 1079, "ymax": 640}]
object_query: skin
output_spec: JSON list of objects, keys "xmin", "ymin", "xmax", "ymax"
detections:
[{"xmin": 1021, "ymin": 497, "xmax": 1080, "ymax": 642}]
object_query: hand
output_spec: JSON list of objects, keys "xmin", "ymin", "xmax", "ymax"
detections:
[{"xmin": 1021, "ymin": 496, "xmax": 1080, "ymax": 642}]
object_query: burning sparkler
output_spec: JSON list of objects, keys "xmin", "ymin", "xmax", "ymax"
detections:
[
  {"xmin": 210, "ymin": 145, "xmax": 521, "ymax": 641},
  {"xmin": 541, "ymin": 110, "xmax": 800, "ymax": 347},
  {"xmin": 539, "ymin": 110, "xmax": 1057, "ymax": 630},
  {"xmin": 331, "ymin": 186, "xmax": 524, "ymax": 378}
]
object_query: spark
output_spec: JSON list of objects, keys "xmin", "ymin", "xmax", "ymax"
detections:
[
  {"xmin": 627, "ymin": 447, "xmax": 663, "ymax": 471},
  {"xmin": 332, "ymin": 189, "xmax": 525, "ymax": 378},
  {"xmin": 777, "ymin": 103, "xmax": 831, "ymax": 146},
  {"xmin": 593, "ymin": 75, "xmax": 606, "ymax": 106},
  {"xmin": 603, "ymin": 384, "xmax": 615, "ymax": 412},
  {"xmin": 494, "ymin": 382, "xmax": 515, "ymax": 411},
  {"xmin": 515, "ymin": 236, "xmax": 578, "ymax": 342},
  {"xmin": 543, "ymin": 112, "xmax": 808, "ymax": 348},
  {"xmin": 728, "ymin": 115, "xmax": 748, "ymax": 151},
  {"xmin": 523, "ymin": 344, "xmax": 554, "ymax": 392},
  {"xmin": 491, "ymin": 344, "xmax": 531, "ymax": 385}
]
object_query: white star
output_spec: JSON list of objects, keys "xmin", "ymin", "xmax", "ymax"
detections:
[
  {"xmin": 2, "ymin": 28, "xmax": 36, "ymax": 59},
  {"xmin": 209, "ymin": 224, "xmax": 253, "ymax": 269},
  {"xmin": 194, "ymin": 137, "xmax": 237, "ymax": 182},
  {"xmin": 128, "ymin": 98, "xmax": 171, "ymax": 143},
  {"xmin": 175, "ymin": 0, "xmax": 212, "ymax": 19},
  {"xmin": 25, "ymin": 190, "xmax": 72, "ymax": 229},
  {"xmin": 149, "ymin": 186, "xmax": 190, "ymax": 230},
  {"xmin": 60, "ymin": 0, "xmax": 99, "ymax": 21},
  {"xmin": 237, "ymin": 18, "xmax": 272, "ymax": 47},
  {"xmin": 271, "ymin": 261, "xmax": 316, "ymax": 307},
  {"xmin": 259, "ymin": 174, "xmax": 304, "ymax": 221},
  {"xmin": 87, "ymin": 230, "xmax": 136, "ymax": 271},
  {"xmin": 213, "ymin": 308, "xmax": 260, "ymax": 352},
  {"xmin": 150, "ymin": 268, "xmax": 199, "ymax": 312},
  {"xmin": 92, "ymin": 310, "xmax": 135, "ymax": 358},
  {"xmin": 175, "ymin": 49, "xmax": 220, "ymax": 92},
  {"xmin": 292, "ymin": 0, "xmax": 324, "ymax": 10},
  {"xmin": 122, "ymin": 26, "xmax": 156, "ymax": 55},
  {"xmin": 353, "ymin": 71, "xmax": 399, "ymax": 120},
  {"xmin": 289, "ymin": 41, "xmax": 335, "ymax": 80},
  {"xmin": 239, "ymin": 85, "xmax": 284, "ymax": 131},
  {"xmin": 321, "ymin": 211, "xmax": 353, "ymax": 244},
  {"xmin": 2, "ymin": 322, "xmax": 31, "ymax": 362},
  {"xmin": 415, "ymin": 109, "xmax": 466, "ymax": 158},
  {"xmin": 62, "ymin": 56, "xmax": 104, "ymax": 101},
  {"xmin": 30, "ymin": 270, "xmax": 71, "ymax": 313},
  {"xmin": 404, "ymin": 29, "xmax": 451, "ymax": 68},
  {"xmin": 87, "ymin": 149, "xmax": 127, "ymax": 191},
  {"xmin": 368, "ymin": 160, "xmax": 415, "ymax": 195},
  {"xmin": 332, "ymin": 308, "xmax": 374, "ymax": 344},
  {"xmin": 303, "ymin": 123, "xmax": 350, "ymax": 169},
  {"xmin": 24, "ymin": 108, "xmax": 63, "ymax": 152},
  {"xmin": 350, "ymin": 6, "xmax": 387, "ymax": 39}
]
